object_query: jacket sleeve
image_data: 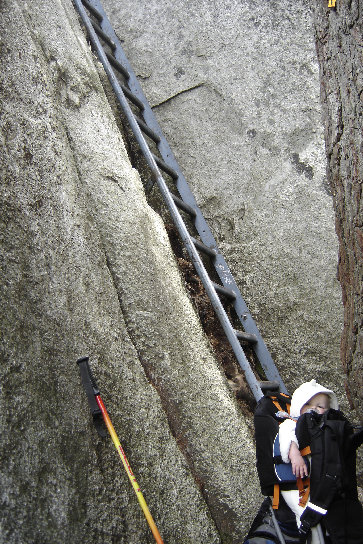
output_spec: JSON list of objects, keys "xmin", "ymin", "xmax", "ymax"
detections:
[{"xmin": 278, "ymin": 419, "xmax": 299, "ymax": 463}]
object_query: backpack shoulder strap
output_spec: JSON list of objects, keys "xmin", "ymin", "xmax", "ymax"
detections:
[{"xmin": 269, "ymin": 392, "xmax": 291, "ymax": 415}]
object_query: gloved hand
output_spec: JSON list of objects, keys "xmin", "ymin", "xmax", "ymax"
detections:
[
  {"xmin": 299, "ymin": 506, "xmax": 325, "ymax": 543},
  {"xmin": 300, "ymin": 505, "xmax": 324, "ymax": 528}
]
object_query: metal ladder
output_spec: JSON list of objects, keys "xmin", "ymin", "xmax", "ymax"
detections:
[{"xmin": 72, "ymin": 0, "xmax": 288, "ymax": 401}]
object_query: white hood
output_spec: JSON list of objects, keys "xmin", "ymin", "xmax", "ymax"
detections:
[{"xmin": 290, "ymin": 379, "xmax": 339, "ymax": 418}]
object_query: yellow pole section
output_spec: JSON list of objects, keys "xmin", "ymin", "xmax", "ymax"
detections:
[{"xmin": 95, "ymin": 395, "xmax": 164, "ymax": 544}]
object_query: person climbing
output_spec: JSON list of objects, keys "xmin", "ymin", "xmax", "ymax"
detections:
[{"xmin": 278, "ymin": 379, "xmax": 363, "ymax": 544}]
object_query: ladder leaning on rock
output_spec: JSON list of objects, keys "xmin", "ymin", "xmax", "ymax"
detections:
[{"xmin": 72, "ymin": 0, "xmax": 288, "ymax": 401}]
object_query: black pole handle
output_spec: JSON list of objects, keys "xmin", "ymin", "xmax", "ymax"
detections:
[{"xmin": 77, "ymin": 356, "xmax": 106, "ymax": 437}]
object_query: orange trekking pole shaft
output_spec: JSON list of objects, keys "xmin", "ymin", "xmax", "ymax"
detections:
[{"xmin": 77, "ymin": 357, "xmax": 164, "ymax": 544}]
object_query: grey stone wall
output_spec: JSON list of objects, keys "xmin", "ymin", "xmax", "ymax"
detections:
[
  {"xmin": 103, "ymin": 0, "xmax": 346, "ymax": 400},
  {"xmin": 0, "ymin": 1, "xmax": 261, "ymax": 543},
  {"xmin": 2, "ymin": 0, "xmax": 358, "ymax": 542}
]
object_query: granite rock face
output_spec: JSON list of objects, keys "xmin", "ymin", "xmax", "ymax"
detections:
[
  {"xmin": 0, "ymin": 1, "xmax": 260, "ymax": 543},
  {"xmin": 311, "ymin": 0, "xmax": 363, "ymax": 421},
  {"xmin": 103, "ymin": 0, "xmax": 346, "ymax": 398},
  {"xmin": 1, "ymin": 0, "xmax": 359, "ymax": 543}
]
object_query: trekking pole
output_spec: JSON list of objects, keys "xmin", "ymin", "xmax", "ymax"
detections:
[
  {"xmin": 268, "ymin": 501, "xmax": 286, "ymax": 544},
  {"xmin": 77, "ymin": 357, "xmax": 165, "ymax": 544},
  {"xmin": 316, "ymin": 523, "xmax": 325, "ymax": 544}
]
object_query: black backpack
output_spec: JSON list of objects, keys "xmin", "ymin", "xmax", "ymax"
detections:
[
  {"xmin": 243, "ymin": 496, "xmax": 300, "ymax": 544},
  {"xmin": 254, "ymin": 391, "xmax": 293, "ymax": 497}
]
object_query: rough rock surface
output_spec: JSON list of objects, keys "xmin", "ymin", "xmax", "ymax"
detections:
[
  {"xmin": 311, "ymin": 0, "xmax": 362, "ymax": 421},
  {"xmin": 0, "ymin": 1, "xmax": 260, "ymax": 543},
  {"xmin": 2, "ymin": 0, "xmax": 360, "ymax": 542},
  {"xmin": 103, "ymin": 0, "xmax": 346, "ymax": 398}
]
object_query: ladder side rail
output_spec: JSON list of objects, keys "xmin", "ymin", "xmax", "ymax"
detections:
[
  {"xmin": 84, "ymin": 1, "xmax": 286, "ymax": 390},
  {"xmin": 73, "ymin": 0, "xmax": 264, "ymax": 401},
  {"xmin": 85, "ymin": 3, "xmax": 235, "ymax": 254}
]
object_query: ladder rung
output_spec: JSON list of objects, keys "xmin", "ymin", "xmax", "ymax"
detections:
[
  {"xmin": 120, "ymin": 85, "xmax": 145, "ymax": 111},
  {"xmin": 135, "ymin": 116, "xmax": 161, "ymax": 144},
  {"xmin": 92, "ymin": 22, "xmax": 116, "ymax": 51},
  {"xmin": 259, "ymin": 381, "xmax": 280, "ymax": 393},
  {"xmin": 171, "ymin": 195, "xmax": 197, "ymax": 218},
  {"xmin": 81, "ymin": 0, "xmax": 103, "ymax": 21},
  {"xmin": 234, "ymin": 329, "xmax": 258, "ymax": 344},
  {"xmin": 105, "ymin": 51, "xmax": 130, "ymax": 79},
  {"xmin": 152, "ymin": 153, "xmax": 178, "ymax": 180},
  {"xmin": 212, "ymin": 282, "xmax": 236, "ymax": 301},
  {"xmin": 191, "ymin": 237, "xmax": 216, "ymax": 259}
]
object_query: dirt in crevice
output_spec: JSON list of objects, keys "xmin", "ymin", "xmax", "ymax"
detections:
[{"xmin": 165, "ymin": 222, "xmax": 257, "ymax": 416}]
